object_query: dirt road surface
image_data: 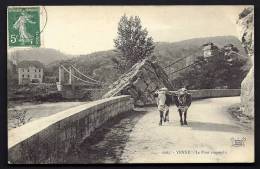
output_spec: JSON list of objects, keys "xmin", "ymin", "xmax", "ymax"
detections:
[
  {"xmin": 121, "ymin": 97, "xmax": 254, "ymax": 163},
  {"xmin": 65, "ymin": 97, "xmax": 254, "ymax": 163}
]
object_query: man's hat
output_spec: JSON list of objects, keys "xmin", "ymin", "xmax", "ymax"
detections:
[
  {"xmin": 179, "ymin": 87, "xmax": 187, "ymax": 95},
  {"xmin": 159, "ymin": 87, "xmax": 168, "ymax": 91}
]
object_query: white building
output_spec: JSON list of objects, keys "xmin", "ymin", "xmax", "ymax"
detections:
[
  {"xmin": 17, "ymin": 61, "xmax": 44, "ymax": 85},
  {"xmin": 202, "ymin": 42, "xmax": 219, "ymax": 58}
]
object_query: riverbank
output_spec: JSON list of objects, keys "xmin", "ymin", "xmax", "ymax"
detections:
[{"xmin": 8, "ymin": 101, "xmax": 88, "ymax": 130}]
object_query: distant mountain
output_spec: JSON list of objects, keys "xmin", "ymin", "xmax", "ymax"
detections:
[{"xmin": 8, "ymin": 48, "xmax": 71, "ymax": 65}]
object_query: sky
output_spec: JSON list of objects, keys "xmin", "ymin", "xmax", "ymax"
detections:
[{"xmin": 13, "ymin": 5, "xmax": 253, "ymax": 55}]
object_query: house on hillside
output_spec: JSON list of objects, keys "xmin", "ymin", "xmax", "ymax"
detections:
[
  {"xmin": 223, "ymin": 44, "xmax": 239, "ymax": 55},
  {"xmin": 17, "ymin": 61, "xmax": 44, "ymax": 85},
  {"xmin": 223, "ymin": 44, "xmax": 238, "ymax": 51},
  {"xmin": 184, "ymin": 43, "xmax": 220, "ymax": 66},
  {"xmin": 202, "ymin": 42, "xmax": 219, "ymax": 58},
  {"xmin": 223, "ymin": 44, "xmax": 241, "ymax": 62}
]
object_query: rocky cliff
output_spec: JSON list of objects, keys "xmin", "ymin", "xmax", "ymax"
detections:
[
  {"xmin": 103, "ymin": 59, "xmax": 173, "ymax": 106},
  {"xmin": 237, "ymin": 7, "xmax": 254, "ymax": 117}
]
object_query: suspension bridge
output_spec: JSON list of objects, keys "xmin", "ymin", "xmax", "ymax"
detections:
[
  {"xmin": 56, "ymin": 64, "xmax": 104, "ymax": 92},
  {"xmin": 55, "ymin": 55, "xmax": 202, "ymax": 94},
  {"xmin": 162, "ymin": 49, "xmax": 244, "ymax": 80},
  {"xmin": 162, "ymin": 55, "xmax": 203, "ymax": 80},
  {"xmin": 55, "ymin": 48, "xmax": 243, "ymax": 94}
]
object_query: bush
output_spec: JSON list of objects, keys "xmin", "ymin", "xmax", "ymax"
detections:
[
  {"xmin": 34, "ymin": 92, "xmax": 64, "ymax": 102},
  {"xmin": 9, "ymin": 110, "xmax": 32, "ymax": 128}
]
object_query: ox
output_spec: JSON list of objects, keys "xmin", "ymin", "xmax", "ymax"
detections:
[
  {"xmin": 153, "ymin": 87, "xmax": 173, "ymax": 126},
  {"xmin": 173, "ymin": 88, "xmax": 192, "ymax": 125}
]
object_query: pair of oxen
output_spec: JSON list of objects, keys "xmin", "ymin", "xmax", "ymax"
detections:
[{"xmin": 153, "ymin": 88, "xmax": 192, "ymax": 126}]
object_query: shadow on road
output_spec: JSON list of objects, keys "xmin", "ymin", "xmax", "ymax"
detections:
[
  {"xmin": 189, "ymin": 121, "xmax": 248, "ymax": 133},
  {"xmin": 64, "ymin": 109, "xmax": 148, "ymax": 164}
]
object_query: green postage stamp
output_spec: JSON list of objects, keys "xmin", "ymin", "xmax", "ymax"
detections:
[{"xmin": 8, "ymin": 7, "xmax": 40, "ymax": 47}]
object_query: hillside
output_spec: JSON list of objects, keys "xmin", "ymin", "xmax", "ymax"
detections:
[
  {"xmin": 65, "ymin": 35, "xmax": 247, "ymax": 69},
  {"xmin": 64, "ymin": 35, "xmax": 247, "ymax": 84},
  {"xmin": 45, "ymin": 49, "xmax": 121, "ymax": 85},
  {"xmin": 8, "ymin": 48, "xmax": 71, "ymax": 65},
  {"xmin": 154, "ymin": 35, "xmax": 247, "ymax": 66},
  {"xmin": 8, "ymin": 36, "xmax": 247, "ymax": 85}
]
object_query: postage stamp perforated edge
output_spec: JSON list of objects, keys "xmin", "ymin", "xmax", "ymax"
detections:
[{"xmin": 8, "ymin": 6, "xmax": 41, "ymax": 47}]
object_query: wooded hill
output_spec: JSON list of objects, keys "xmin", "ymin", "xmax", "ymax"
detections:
[{"xmin": 8, "ymin": 35, "xmax": 247, "ymax": 85}]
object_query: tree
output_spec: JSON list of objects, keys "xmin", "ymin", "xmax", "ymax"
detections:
[{"xmin": 113, "ymin": 15, "xmax": 155, "ymax": 73}]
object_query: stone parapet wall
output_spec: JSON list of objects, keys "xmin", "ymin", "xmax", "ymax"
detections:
[
  {"xmin": 187, "ymin": 89, "xmax": 241, "ymax": 99},
  {"xmin": 8, "ymin": 95, "xmax": 134, "ymax": 164}
]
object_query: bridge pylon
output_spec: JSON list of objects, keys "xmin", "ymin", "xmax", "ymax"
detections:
[
  {"xmin": 68, "ymin": 66, "xmax": 75, "ymax": 90},
  {"xmin": 57, "ymin": 65, "xmax": 64, "ymax": 91}
]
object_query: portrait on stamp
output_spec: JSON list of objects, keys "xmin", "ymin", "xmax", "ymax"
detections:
[{"xmin": 8, "ymin": 7, "xmax": 40, "ymax": 47}]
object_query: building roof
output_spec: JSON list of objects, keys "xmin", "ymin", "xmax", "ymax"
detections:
[
  {"xmin": 17, "ymin": 60, "xmax": 44, "ymax": 68},
  {"xmin": 224, "ymin": 44, "xmax": 234, "ymax": 48},
  {"xmin": 202, "ymin": 42, "xmax": 214, "ymax": 47},
  {"xmin": 202, "ymin": 42, "xmax": 219, "ymax": 51}
]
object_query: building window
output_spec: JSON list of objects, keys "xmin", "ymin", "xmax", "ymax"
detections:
[
  {"xmin": 22, "ymin": 75, "xmax": 24, "ymax": 78},
  {"xmin": 35, "ymin": 69, "xmax": 37, "ymax": 72},
  {"xmin": 39, "ymin": 69, "xmax": 41, "ymax": 72},
  {"xmin": 34, "ymin": 75, "xmax": 37, "ymax": 78},
  {"xmin": 39, "ymin": 74, "xmax": 41, "ymax": 78},
  {"xmin": 28, "ymin": 75, "xmax": 30, "ymax": 78},
  {"xmin": 28, "ymin": 69, "xmax": 29, "ymax": 72}
]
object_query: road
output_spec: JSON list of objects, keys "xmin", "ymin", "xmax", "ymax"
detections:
[{"xmin": 65, "ymin": 97, "xmax": 254, "ymax": 163}]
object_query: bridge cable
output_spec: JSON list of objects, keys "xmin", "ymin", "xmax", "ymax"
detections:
[
  {"xmin": 165, "ymin": 50, "xmax": 246, "ymax": 75},
  {"xmin": 163, "ymin": 55, "xmax": 193, "ymax": 69},
  {"xmin": 163, "ymin": 49, "xmax": 246, "ymax": 70},
  {"xmin": 168, "ymin": 60, "xmax": 204, "ymax": 75},
  {"xmin": 60, "ymin": 65, "xmax": 100, "ymax": 85},
  {"xmin": 70, "ymin": 65, "xmax": 103, "ymax": 84}
]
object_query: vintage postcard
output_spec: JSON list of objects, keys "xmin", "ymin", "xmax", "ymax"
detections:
[{"xmin": 7, "ymin": 5, "xmax": 254, "ymax": 164}]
